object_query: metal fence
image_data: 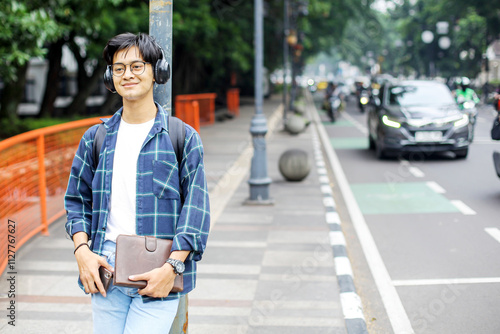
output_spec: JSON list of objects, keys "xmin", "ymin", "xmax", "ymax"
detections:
[{"xmin": 0, "ymin": 117, "xmax": 106, "ymax": 274}]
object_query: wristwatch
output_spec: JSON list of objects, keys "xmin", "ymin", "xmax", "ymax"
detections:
[{"xmin": 166, "ymin": 258, "xmax": 185, "ymax": 275}]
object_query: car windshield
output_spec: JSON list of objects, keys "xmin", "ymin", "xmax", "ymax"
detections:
[{"xmin": 389, "ymin": 83, "xmax": 456, "ymax": 107}]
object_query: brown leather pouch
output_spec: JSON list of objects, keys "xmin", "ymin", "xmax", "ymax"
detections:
[{"xmin": 114, "ymin": 234, "xmax": 183, "ymax": 292}]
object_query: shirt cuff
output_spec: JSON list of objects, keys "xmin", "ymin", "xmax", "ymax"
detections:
[
  {"xmin": 172, "ymin": 233, "xmax": 205, "ymax": 261},
  {"xmin": 66, "ymin": 220, "xmax": 91, "ymax": 240}
]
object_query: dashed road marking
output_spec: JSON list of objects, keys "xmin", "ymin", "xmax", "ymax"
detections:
[
  {"xmin": 426, "ymin": 181, "xmax": 446, "ymax": 194},
  {"xmin": 309, "ymin": 106, "xmax": 368, "ymax": 334},
  {"xmin": 485, "ymin": 228, "xmax": 500, "ymax": 244},
  {"xmin": 450, "ymin": 200, "xmax": 476, "ymax": 215},
  {"xmin": 311, "ymin": 99, "xmax": 413, "ymax": 334},
  {"xmin": 408, "ymin": 166, "xmax": 425, "ymax": 178},
  {"xmin": 330, "ymin": 231, "xmax": 347, "ymax": 246}
]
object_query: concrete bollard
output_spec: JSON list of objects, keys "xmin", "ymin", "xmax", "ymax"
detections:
[
  {"xmin": 278, "ymin": 149, "xmax": 311, "ymax": 182},
  {"xmin": 285, "ymin": 114, "xmax": 306, "ymax": 135}
]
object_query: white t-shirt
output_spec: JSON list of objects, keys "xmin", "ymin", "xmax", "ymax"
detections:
[{"xmin": 105, "ymin": 118, "xmax": 155, "ymax": 242}]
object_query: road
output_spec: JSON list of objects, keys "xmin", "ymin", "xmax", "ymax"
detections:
[{"xmin": 313, "ymin": 92, "xmax": 500, "ymax": 334}]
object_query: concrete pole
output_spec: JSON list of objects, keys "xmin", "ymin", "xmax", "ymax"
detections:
[
  {"xmin": 150, "ymin": 0, "xmax": 173, "ymax": 115},
  {"xmin": 149, "ymin": 2, "xmax": 189, "ymax": 333},
  {"xmin": 246, "ymin": 0, "xmax": 273, "ymax": 205}
]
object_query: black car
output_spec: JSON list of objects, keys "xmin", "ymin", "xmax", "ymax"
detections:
[{"xmin": 367, "ymin": 80, "xmax": 472, "ymax": 159}]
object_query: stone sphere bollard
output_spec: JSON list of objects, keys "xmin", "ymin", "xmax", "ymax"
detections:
[
  {"xmin": 285, "ymin": 114, "xmax": 306, "ymax": 135},
  {"xmin": 278, "ymin": 149, "xmax": 311, "ymax": 182}
]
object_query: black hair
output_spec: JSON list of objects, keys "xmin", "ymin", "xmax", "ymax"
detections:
[{"xmin": 103, "ymin": 32, "xmax": 162, "ymax": 65}]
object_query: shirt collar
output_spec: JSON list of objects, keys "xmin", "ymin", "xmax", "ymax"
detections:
[{"xmin": 102, "ymin": 102, "xmax": 169, "ymax": 133}]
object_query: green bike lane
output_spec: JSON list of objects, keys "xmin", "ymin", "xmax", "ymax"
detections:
[{"xmin": 316, "ymin": 104, "xmax": 500, "ymax": 334}]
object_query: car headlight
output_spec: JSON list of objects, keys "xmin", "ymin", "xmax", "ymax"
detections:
[
  {"xmin": 382, "ymin": 115, "xmax": 401, "ymax": 128},
  {"xmin": 454, "ymin": 114, "xmax": 469, "ymax": 128}
]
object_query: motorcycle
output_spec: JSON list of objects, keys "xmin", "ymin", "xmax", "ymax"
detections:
[
  {"xmin": 322, "ymin": 94, "xmax": 341, "ymax": 122},
  {"xmin": 457, "ymin": 95, "xmax": 478, "ymax": 124},
  {"xmin": 457, "ymin": 95, "xmax": 478, "ymax": 142},
  {"xmin": 358, "ymin": 89, "xmax": 370, "ymax": 113}
]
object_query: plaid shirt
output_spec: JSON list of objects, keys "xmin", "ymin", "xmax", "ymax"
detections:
[{"xmin": 64, "ymin": 103, "xmax": 210, "ymax": 301}]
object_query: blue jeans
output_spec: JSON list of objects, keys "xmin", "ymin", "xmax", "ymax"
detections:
[{"xmin": 91, "ymin": 240, "xmax": 180, "ymax": 334}]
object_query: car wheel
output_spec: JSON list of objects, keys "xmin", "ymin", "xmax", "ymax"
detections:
[
  {"xmin": 469, "ymin": 125, "xmax": 475, "ymax": 143},
  {"xmin": 454, "ymin": 148, "xmax": 468, "ymax": 159},
  {"xmin": 375, "ymin": 140, "xmax": 387, "ymax": 159},
  {"xmin": 368, "ymin": 135, "xmax": 375, "ymax": 150}
]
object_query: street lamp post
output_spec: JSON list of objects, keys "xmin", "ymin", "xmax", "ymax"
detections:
[{"xmin": 246, "ymin": 0, "xmax": 273, "ymax": 205}]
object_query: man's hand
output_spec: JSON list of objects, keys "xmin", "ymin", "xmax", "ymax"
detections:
[
  {"xmin": 74, "ymin": 243, "xmax": 114, "ymax": 297},
  {"xmin": 129, "ymin": 264, "xmax": 177, "ymax": 298}
]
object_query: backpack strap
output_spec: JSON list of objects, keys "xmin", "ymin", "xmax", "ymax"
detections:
[
  {"xmin": 92, "ymin": 122, "xmax": 107, "ymax": 170},
  {"xmin": 168, "ymin": 116, "xmax": 185, "ymax": 168}
]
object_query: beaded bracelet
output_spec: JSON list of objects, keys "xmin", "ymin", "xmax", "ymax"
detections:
[{"xmin": 74, "ymin": 242, "xmax": 89, "ymax": 255}]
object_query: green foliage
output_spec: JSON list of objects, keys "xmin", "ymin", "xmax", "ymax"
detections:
[
  {"xmin": 386, "ymin": 0, "xmax": 493, "ymax": 78},
  {"xmin": 0, "ymin": 1, "xmax": 61, "ymax": 82}
]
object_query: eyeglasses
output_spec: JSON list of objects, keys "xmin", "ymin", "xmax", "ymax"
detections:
[{"xmin": 110, "ymin": 61, "xmax": 150, "ymax": 77}]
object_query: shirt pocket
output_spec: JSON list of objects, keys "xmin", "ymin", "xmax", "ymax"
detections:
[{"xmin": 152, "ymin": 159, "xmax": 180, "ymax": 200}]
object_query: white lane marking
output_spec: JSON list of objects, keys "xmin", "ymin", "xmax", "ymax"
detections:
[
  {"xmin": 317, "ymin": 167, "xmax": 327, "ymax": 175},
  {"xmin": 313, "ymin": 109, "xmax": 414, "ymax": 333},
  {"xmin": 408, "ymin": 166, "xmax": 425, "ymax": 178},
  {"xmin": 340, "ymin": 292, "xmax": 365, "ymax": 320},
  {"xmin": 319, "ymin": 175, "xmax": 330, "ymax": 184},
  {"xmin": 335, "ymin": 257, "xmax": 354, "ymax": 277},
  {"xmin": 393, "ymin": 277, "xmax": 500, "ymax": 286},
  {"xmin": 341, "ymin": 111, "xmax": 369, "ymax": 135},
  {"xmin": 426, "ymin": 181, "xmax": 446, "ymax": 194},
  {"xmin": 400, "ymin": 159, "xmax": 425, "ymax": 177},
  {"xmin": 321, "ymin": 185, "xmax": 332, "ymax": 194},
  {"xmin": 485, "ymin": 228, "xmax": 500, "ymax": 244},
  {"xmin": 450, "ymin": 200, "xmax": 477, "ymax": 215},
  {"xmin": 329, "ymin": 231, "xmax": 346, "ymax": 246},
  {"xmin": 326, "ymin": 212, "xmax": 341, "ymax": 225},
  {"xmin": 323, "ymin": 197, "xmax": 336, "ymax": 208}
]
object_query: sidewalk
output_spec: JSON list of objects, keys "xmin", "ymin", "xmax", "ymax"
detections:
[{"xmin": 0, "ymin": 96, "xmax": 349, "ymax": 333}]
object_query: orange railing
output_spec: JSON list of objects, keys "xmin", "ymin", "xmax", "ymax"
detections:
[
  {"xmin": 176, "ymin": 101, "xmax": 201, "ymax": 133},
  {"xmin": 227, "ymin": 88, "xmax": 240, "ymax": 116},
  {"xmin": 175, "ymin": 93, "xmax": 216, "ymax": 127},
  {"xmin": 0, "ymin": 117, "xmax": 107, "ymax": 274}
]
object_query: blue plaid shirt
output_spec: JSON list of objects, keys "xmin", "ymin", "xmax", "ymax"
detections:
[{"xmin": 64, "ymin": 103, "xmax": 210, "ymax": 301}]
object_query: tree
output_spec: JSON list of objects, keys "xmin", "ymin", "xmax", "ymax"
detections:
[
  {"xmin": 386, "ymin": 0, "xmax": 496, "ymax": 79},
  {"xmin": 0, "ymin": 1, "xmax": 60, "ymax": 128},
  {"xmin": 37, "ymin": 0, "xmax": 146, "ymax": 118}
]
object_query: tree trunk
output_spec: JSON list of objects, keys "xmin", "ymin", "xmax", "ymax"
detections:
[
  {"xmin": 0, "ymin": 64, "xmax": 28, "ymax": 135},
  {"xmin": 65, "ymin": 62, "xmax": 106, "ymax": 116},
  {"xmin": 39, "ymin": 38, "xmax": 65, "ymax": 118}
]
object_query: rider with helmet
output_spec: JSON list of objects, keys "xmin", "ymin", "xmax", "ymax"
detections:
[{"xmin": 455, "ymin": 77, "xmax": 480, "ymax": 105}]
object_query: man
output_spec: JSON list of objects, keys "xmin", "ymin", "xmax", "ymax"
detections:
[
  {"xmin": 65, "ymin": 32, "xmax": 210, "ymax": 333},
  {"xmin": 455, "ymin": 77, "xmax": 480, "ymax": 105}
]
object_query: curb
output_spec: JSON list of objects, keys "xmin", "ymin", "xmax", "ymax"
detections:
[{"xmin": 306, "ymin": 92, "xmax": 369, "ymax": 334}]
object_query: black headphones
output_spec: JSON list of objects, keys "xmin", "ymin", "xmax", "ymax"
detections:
[{"xmin": 103, "ymin": 44, "xmax": 170, "ymax": 93}]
